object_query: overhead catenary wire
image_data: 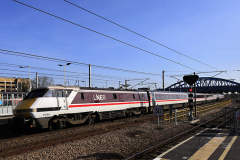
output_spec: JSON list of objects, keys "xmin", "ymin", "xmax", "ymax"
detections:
[
  {"xmin": 12, "ymin": 0, "xmax": 200, "ymax": 72},
  {"xmin": 0, "ymin": 71, "xmax": 126, "ymax": 87},
  {"xmin": 64, "ymin": 0, "xmax": 219, "ymax": 71},
  {"xmin": 0, "ymin": 50, "xmax": 162, "ymax": 76},
  {"xmin": 0, "ymin": 62, "xmax": 155, "ymax": 88},
  {"xmin": 0, "ymin": 67, "xmax": 126, "ymax": 83},
  {"xmin": 169, "ymin": 70, "xmax": 228, "ymax": 77},
  {"xmin": 0, "ymin": 61, "xmax": 157, "ymax": 88},
  {"xmin": 2, "ymin": 67, "xmax": 149, "ymax": 87},
  {"xmin": 0, "ymin": 62, "xmax": 138, "ymax": 80}
]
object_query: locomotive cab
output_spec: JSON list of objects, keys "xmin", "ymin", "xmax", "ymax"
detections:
[{"xmin": 12, "ymin": 86, "xmax": 74, "ymax": 129}]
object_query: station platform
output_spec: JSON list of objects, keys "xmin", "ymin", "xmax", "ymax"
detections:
[{"xmin": 154, "ymin": 128, "xmax": 240, "ymax": 160}]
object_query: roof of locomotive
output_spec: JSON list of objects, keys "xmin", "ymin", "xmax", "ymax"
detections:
[
  {"xmin": 32, "ymin": 85, "xmax": 80, "ymax": 90},
  {"xmin": 148, "ymin": 90, "xmax": 188, "ymax": 94},
  {"xmin": 32, "ymin": 85, "xmax": 141, "ymax": 92}
]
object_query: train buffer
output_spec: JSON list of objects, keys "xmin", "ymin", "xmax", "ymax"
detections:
[{"xmin": 153, "ymin": 128, "xmax": 240, "ymax": 160}]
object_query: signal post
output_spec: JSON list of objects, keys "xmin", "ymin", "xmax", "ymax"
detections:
[{"xmin": 183, "ymin": 73, "xmax": 199, "ymax": 121}]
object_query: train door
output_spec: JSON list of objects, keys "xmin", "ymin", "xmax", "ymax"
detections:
[
  {"xmin": 139, "ymin": 92, "xmax": 147, "ymax": 107},
  {"xmin": 151, "ymin": 92, "xmax": 156, "ymax": 107},
  {"xmin": 138, "ymin": 93, "xmax": 143, "ymax": 107},
  {"xmin": 56, "ymin": 90, "xmax": 68, "ymax": 110}
]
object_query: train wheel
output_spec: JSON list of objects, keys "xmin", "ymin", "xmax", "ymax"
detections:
[
  {"xmin": 88, "ymin": 116, "xmax": 93, "ymax": 125},
  {"xmin": 142, "ymin": 108, "xmax": 146, "ymax": 115},
  {"xmin": 48, "ymin": 122, "xmax": 54, "ymax": 131},
  {"xmin": 145, "ymin": 108, "xmax": 149, "ymax": 114},
  {"xmin": 127, "ymin": 112, "xmax": 133, "ymax": 117},
  {"xmin": 57, "ymin": 121, "xmax": 62, "ymax": 130}
]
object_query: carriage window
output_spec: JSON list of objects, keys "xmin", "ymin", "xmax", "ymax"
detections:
[
  {"xmin": 81, "ymin": 93, "xmax": 84, "ymax": 99},
  {"xmin": 63, "ymin": 90, "xmax": 66, "ymax": 97},
  {"xmin": 66, "ymin": 90, "xmax": 72, "ymax": 97},
  {"xmin": 113, "ymin": 93, "xmax": 117, "ymax": 99},
  {"xmin": 24, "ymin": 89, "xmax": 49, "ymax": 100},
  {"xmin": 133, "ymin": 94, "xmax": 135, "ymax": 99},
  {"xmin": 45, "ymin": 90, "xmax": 52, "ymax": 97},
  {"xmin": 155, "ymin": 95, "xmax": 160, "ymax": 100},
  {"xmin": 57, "ymin": 90, "xmax": 63, "ymax": 97},
  {"xmin": 52, "ymin": 90, "xmax": 57, "ymax": 97}
]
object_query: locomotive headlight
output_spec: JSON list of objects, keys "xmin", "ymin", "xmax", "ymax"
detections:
[{"xmin": 33, "ymin": 108, "xmax": 37, "ymax": 112}]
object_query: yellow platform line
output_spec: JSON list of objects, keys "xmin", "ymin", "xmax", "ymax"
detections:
[
  {"xmin": 154, "ymin": 129, "xmax": 208, "ymax": 160},
  {"xmin": 218, "ymin": 131, "xmax": 239, "ymax": 160},
  {"xmin": 188, "ymin": 130, "xmax": 229, "ymax": 160}
]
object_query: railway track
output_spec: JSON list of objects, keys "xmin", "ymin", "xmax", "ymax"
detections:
[
  {"xmin": 0, "ymin": 100, "xmax": 231, "ymax": 158},
  {"xmin": 125, "ymin": 103, "xmax": 239, "ymax": 160},
  {"xmin": 0, "ymin": 110, "xmax": 160, "ymax": 139},
  {"xmin": 0, "ymin": 113, "xmax": 160, "ymax": 158}
]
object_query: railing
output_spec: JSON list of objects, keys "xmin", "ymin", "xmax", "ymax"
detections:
[
  {"xmin": 164, "ymin": 100, "xmax": 232, "ymax": 124},
  {"xmin": 0, "ymin": 92, "xmax": 27, "ymax": 116}
]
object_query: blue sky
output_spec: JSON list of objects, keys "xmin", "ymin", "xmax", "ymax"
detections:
[{"xmin": 1, "ymin": 0, "xmax": 240, "ymax": 89}]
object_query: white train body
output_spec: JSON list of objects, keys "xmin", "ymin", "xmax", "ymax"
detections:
[{"xmin": 13, "ymin": 86, "xmax": 224, "ymax": 129}]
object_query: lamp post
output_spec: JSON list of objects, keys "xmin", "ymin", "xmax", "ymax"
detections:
[
  {"xmin": 58, "ymin": 63, "xmax": 71, "ymax": 86},
  {"xmin": 20, "ymin": 66, "xmax": 31, "ymax": 92}
]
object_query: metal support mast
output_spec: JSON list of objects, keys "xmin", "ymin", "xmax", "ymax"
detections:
[
  {"xmin": 36, "ymin": 72, "xmax": 38, "ymax": 88},
  {"xmin": 89, "ymin": 64, "xmax": 91, "ymax": 88},
  {"xmin": 194, "ymin": 72, "xmax": 197, "ymax": 117},
  {"xmin": 162, "ymin": 70, "xmax": 165, "ymax": 91}
]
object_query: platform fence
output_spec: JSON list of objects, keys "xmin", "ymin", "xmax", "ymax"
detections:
[
  {"xmin": 0, "ymin": 92, "xmax": 27, "ymax": 116},
  {"xmin": 164, "ymin": 100, "xmax": 232, "ymax": 124}
]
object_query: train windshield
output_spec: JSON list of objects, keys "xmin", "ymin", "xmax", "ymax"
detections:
[{"xmin": 23, "ymin": 89, "xmax": 49, "ymax": 100}]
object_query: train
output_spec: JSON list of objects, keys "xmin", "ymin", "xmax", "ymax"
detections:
[{"xmin": 12, "ymin": 85, "xmax": 224, "ymax": 130}]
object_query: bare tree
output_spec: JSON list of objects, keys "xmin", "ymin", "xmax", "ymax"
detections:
[{"xmin": 31, "ymin": 76, "xmax": 54, "ymax": 89}]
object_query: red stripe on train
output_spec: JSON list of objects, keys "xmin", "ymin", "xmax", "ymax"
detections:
[
  {"xmin": 69, "ymin": 101, "xmax": 149, "ymax": 108},
  {"xmin": 69, "ymin": 98, "xmax": 208, "ymax": 108}
]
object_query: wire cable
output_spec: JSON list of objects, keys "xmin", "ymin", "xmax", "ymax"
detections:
[
  {"xmin": 0, "ymin": 50, "xmax": 161, "ymax": 76},
  {"xmin": 13, "ymin": 0, "xmax": 200, "ymax": 72},
  {"xmin": 64, "ymin": 0, "xmax": 219, "ymax": 71}
]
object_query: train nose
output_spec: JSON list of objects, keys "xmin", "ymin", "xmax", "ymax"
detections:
[{"xmin": 13, "ymin": 98, "xmax": 37, "ymax": 117}]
